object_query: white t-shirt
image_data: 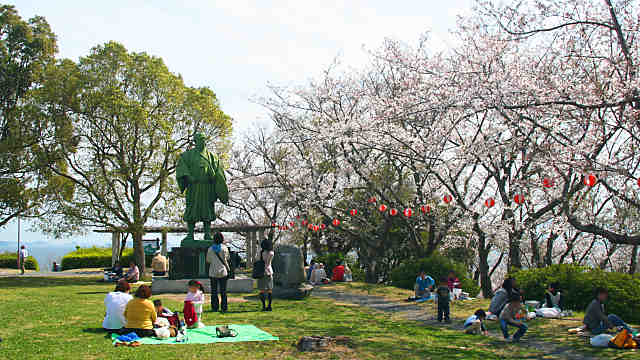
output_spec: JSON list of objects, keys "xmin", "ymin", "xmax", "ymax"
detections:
[
  {"xmin": 19, "ymin": 249, "xmax": 28, "ymax": 259},
  {"xmin": 102, "ymin": 291, "xmax": 133, "ymax": 330}
]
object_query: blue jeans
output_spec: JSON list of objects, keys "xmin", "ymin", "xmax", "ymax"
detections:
[
  {"xmin": 500, "ymin": 320, "xmax": 527, "ymax": 340},
  {"xmin": 591, "ymin": 314, "xmax": 632, "ymax": 335}
]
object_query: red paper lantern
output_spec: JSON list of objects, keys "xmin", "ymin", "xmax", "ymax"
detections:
[
  {"xmin": 443, "ymin": 195, "xmax": 452, "ymax": 204},
  {"xmin": 313, "ymin": 225, "xmax": 319, "ymax": 232},
  {"xmin": 320, "ymin": 224, "xmax": 326, "ymax": 230},
  {"xmin": 583, "ymin": 174, "xmax": 597, "ymax": 187},
  {"xmin": 368, "ymin": 197, "xmax": 377, "ymax": 203},
  {"xmin": 542, "ymin": 178, "xmax": 553, "ymax": 188},
  {"xmin": 403, "ymin": 208, "xmax": 413, "ymax": 217},
  {"xmin": 514, "ymin": 194, "xmax": 525, "ymax": 205},
  {"xmin": 637, "ymin": 178, "xmax": 640, "ymax": 187},
  {"xmin": 485, "ymin": 198, "xmax": 495, "ymax": 208},
  {"xmin": 289, "ymin": 221, "xmax": 295, "ymax": 227},
  {"xmin": 378, "ymin": 204, "xmax": 388, "ymax": 212},
  {"xmin": 350, "ymin": 209, "xmax": 358, "ymax": 216},
  {"xmin": 307, "ymin": 224, "xmax": 313, "ymax": 230},
  {"xmin": 332, "ymin": 218, "xmax": 340, "ymax": 227},
  {"xmin": 302, "ymin": 220, "xmax": 308, "ymax": 226},
  {"xmin": 271, "ymin": 223, "xmax": 277, "ymax": 227},
  {"xmin": 420, "ymin": 205, "xmax": 431, "ymax": 214},
  {"xmin": 389, "ymin": 208, "xmax": 398, "ymax": 216}
]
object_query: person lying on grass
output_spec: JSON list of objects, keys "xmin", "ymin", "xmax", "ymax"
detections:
[
  {"xmin": 584, "ymin": 287, "xmax": 633, "ymax": 335},
  {"xmin": 500, "ymin": 295, "xmax": 527, "ymax": 343},
  {"xmin": 464, "ymin": 309, "xmax": 488, "ymax": 336}
]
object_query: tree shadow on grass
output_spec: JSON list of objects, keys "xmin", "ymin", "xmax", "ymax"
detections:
[
  {"xmin": 82, "ymin": 328, "xmax": 112, "ymax": 339},
  {"xmin": 0, "ymin": 277, "xmax": 102, "ymax": 288},
  {"xmin": 77, "ymin": 291, "xmax": 107, "ymax": 295}
]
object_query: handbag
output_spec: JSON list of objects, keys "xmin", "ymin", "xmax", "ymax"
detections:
[
  {"xmin": 252, "ymin": 250, "xmax": 265, "ymax": 279},
  {"xmin": 216, "ymin": 325, "xmax": 237, "ymax": 338}
]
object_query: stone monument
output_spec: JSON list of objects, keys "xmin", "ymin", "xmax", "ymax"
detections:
[{"xmin": 272, "ymin": 244, "xmax": 313, "ymax": 299}]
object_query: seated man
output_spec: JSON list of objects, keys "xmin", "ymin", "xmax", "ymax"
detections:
[
  {"xmin": 331, "ymin": 262, "xmax": 346, "ymax": 282},
  {"xmin": 415, "ymin": 270, "xmax": 435, "ymax": 298},
  {"xmin": 584, "ymin": 287, "xmax": 632, "ymax": 335},
  {"xmin": 124, "ymin": 261, "xmax": 140, "ymax": 283},
  {"xmin": 543, "ymin": 282, "xmax": 563, "ymax": 310},
  {"xmin": 151, "ymin": 251, "xmax": 168, "ymax": 276},
  {"xmin": 310, "ymin": 263, "xmax": 328, "ymax": 285}
]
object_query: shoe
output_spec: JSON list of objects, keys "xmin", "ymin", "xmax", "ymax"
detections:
[{"xmin": 266, "ymin": 306, "xmax": 272, "ymax": 312}]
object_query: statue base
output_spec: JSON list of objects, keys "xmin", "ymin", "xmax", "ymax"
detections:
[{"xmin": 152, "ymin": 275, "xmax": 254, "ymax": 294}]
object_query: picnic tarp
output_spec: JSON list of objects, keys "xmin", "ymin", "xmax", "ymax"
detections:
[{"xmin": 111, "ymin": 325, "xmax": 278, "ymax": 345}]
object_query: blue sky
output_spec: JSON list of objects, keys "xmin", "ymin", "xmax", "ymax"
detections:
[{"xmin": 1, "ymin": 0, "xmax": 473, "ymax": 249}]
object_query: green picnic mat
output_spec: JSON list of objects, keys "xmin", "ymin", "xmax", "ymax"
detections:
[{"xmin": 111, "ymin": 325, "xmax": 279, "ymax": 345}]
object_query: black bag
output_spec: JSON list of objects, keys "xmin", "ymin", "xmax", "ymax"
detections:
[
  {"xmin": 252, "ymin": 249, "xmax": 265, "ymax": 279},
  {"xmin": 252, "ymin": 258, "xmax": 265, "ymax": 279},
  {"xmin": 216, "ymin": 325, "xmax": 237, "ymax": 338}
]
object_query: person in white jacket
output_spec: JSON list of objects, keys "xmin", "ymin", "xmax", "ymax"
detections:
[
  {"xmin": 102, "ymin": 279, "xmax": 133, "ymax": 333},
  {"xmin": 206, "ymin": 232, "xmax": 230, "ymax": 313}
]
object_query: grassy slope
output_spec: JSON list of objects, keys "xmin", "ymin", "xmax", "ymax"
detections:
[{"xmin": 0, "ymin": 277, "xmax": 544, "ymax": 360}]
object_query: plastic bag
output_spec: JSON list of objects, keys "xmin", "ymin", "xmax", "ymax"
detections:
[
  {"xmin": 536, "ymin": 307, "xmax": 561, "ymax": 318},
  {"xmin": 590, "ymin": 334, "xmax": 614, "ymax": 347}
]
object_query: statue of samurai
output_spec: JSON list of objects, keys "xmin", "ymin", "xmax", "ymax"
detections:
[{"xmin": 176, "ymin": 132, "xmax": 228, "ymax": 245}]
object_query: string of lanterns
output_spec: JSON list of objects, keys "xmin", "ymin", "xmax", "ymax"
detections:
[{"xmin": 272, "ymin": 173, "xmax": 638, "ymax": 232}]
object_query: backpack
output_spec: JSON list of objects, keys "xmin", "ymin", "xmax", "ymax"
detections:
[
  {"xmin": 251, "ymin": 250, "xmax": 265, "ymax": 279},
  {"xmin": 609, "ymin": 329, "xmax": 638, "ymax": 349}
]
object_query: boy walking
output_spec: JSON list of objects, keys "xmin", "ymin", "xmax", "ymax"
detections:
[{"xmin": 436, "ymin": 278, "xmax": 451, "ymax": 323}]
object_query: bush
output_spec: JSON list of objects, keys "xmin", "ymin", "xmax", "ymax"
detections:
[
  {"xmin": 390, "ymin": 254, "xmax": 480, "ymax": 296},
  {"xmin": 512, "ymin": 264, "xmax": 640, "ymax": 323},
  {"xmin": 61, "ymin": 247, "xmax": 151, "ymax": 270},
  {"xmin": 0, "ymin": 252, "xmax": 39, "ymax": 271}
]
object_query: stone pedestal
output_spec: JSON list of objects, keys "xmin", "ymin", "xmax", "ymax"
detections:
[
  {"xmin": 152, "ymin": 275, "xmax": 254, "ymax": 294},
  {"xmin": 168, "ymin": 246, "xmax": 212, "ymax": 280}
]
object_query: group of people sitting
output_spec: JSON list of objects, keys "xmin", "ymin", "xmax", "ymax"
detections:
[
  {"xmin": 307, "ymin": 260, "xmax": 352, "ymax": 285},
  {"xmin": 105, "ymin": 260, "xmax": 141, "ymax": 283}
]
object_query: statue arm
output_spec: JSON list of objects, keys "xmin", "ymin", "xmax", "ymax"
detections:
[
  {"xmin": 176, "ymin": 153, "xmax": 194, "ymax": 193},
  {"xmin": 214, "ymin": 157, "xmax": 229, "ymax": 205}
]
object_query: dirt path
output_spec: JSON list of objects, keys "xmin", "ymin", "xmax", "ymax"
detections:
[{"xmin": 313, "ymin": 288, "xmax": 597, "ymax": 360}]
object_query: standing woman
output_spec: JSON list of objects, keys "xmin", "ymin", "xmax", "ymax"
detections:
[
  {"xmin": 258, "ymin": 237, "xmax": 275, "ymax": 311},
  {"xmin": 206, "ymin": 232, "xmax": 230, "ymax": 313}
]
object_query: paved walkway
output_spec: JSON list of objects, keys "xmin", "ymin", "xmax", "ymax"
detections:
[
  {"xmin": 0, "ymin": 270, "xmax": 103, "ymax": 277},
  {"xmin": 313, "ymin": 288, "xmax": 597, "ymax": 360}
]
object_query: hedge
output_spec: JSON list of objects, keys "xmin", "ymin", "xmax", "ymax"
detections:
[
  {"xmin": 61, "ymin": 247, "xmax": 151, "ymax": 270},
  {"xmin": 0, "ymin": 252, "xmax": 39, "ymax": 271},
  {"xmin": 512, "ymin": 264, "xmax": 640, "ymax": 323},
  {"xmin": 390, "ymin": 254, "xmax": 481, "ymax": 296}
]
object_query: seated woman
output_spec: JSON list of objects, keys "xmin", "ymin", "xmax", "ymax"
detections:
[
  {"xmin": 344, "ymin": 263, "xmax": 353, "ymax": 282},
  {"xmin": 124, "ymin": 261, "xmax": 139, "ymax": 283},
  {"xmin": 331, "ymin": 262, "xmax": 346, "ymax": 282},
  {"xmin": 102, "ymin": 280, "xmax": 133, "ymax": 333},
  {"xmin": 121, "ymin": 285, "xmax": 157, "ymax": 337},
  {"xmin": 488, "ymin": 277, "xmax": 520, "ymax": 316},
  {"xmin": 542, "ymin": 282, "xmax": 563, "ymax": 310},
  {"xmin": 310, "ymin": 263, "xmax": 328, "ymax": 285},
  {"xmin": 584, "ymin": 287, "xmax": 633, "ymax": 335}
]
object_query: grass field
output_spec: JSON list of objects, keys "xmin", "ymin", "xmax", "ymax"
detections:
[{"xmin": 0, "ymin": 277, "xmax": 638, "ymax": 359}]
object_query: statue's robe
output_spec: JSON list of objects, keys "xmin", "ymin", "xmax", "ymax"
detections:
[{"xmin": 176, "ymin": 148, "xmax": 228, "ymax": 222}]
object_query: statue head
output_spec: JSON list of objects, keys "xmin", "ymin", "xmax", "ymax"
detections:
[{"xmin": 194, "ymin": 132, "xmax": 206, "ymax": 151}]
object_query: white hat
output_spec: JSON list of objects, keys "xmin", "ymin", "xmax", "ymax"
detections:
[{"xmin": 154, "ymin": 250, "xmax": 161, "ymax": 255}]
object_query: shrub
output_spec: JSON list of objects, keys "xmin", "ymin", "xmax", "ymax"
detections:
[
  {"xmin": 512, "ymin": 264, "xmax": 640, "ymax": 323},
  {"xmin": 390, "ymin": 254, "xmax": 480, "ymax": 296},
  {"xmin": 61, "ymin": 246, "xmax": 151, "ymax": 270},
  {"xmin": 0, "ymin": 252, "xmax": 39, "ymax": 271}
]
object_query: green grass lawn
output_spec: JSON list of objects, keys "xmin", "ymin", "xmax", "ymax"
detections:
[{"xmin": 0, "ymin": 276, "xmax": 549, "ymax": 360}]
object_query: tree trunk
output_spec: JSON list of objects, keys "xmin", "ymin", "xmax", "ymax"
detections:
[
  {"xmin": 629, "ymin": 245, "xmax": 638, "ymax": 275},
  {"xmin": 472, "ymin": 215, "xmax": 493, "ymax": 298},
  {"xmin": 508, "ymin": 231, "xmax": 522, "ymax": 270},
  {"xmin": 133, "ymin": 231, "xmax": 146, "ymax": 274},
  {"xmin": 302, "ymin": 234, "xmax": 309, "ymax": 265}
]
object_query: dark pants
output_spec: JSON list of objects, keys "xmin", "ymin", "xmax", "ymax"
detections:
[
  {"xmin": 119, "ymin": 328, "xmax": 155, "ymax": 338},
  {"xmin": 500, "ymin": 320, "xmax": 527, "ymax": 340},
  {"xmin": 437, "ymin": 301, "xmax": 450, "ymax": 321},
  {"xmin": 152, "ymin": 271, "xmax": 166, "ymax": 276},
  {"xmin": 210, "ymin": 276, "xmax": 228, "ymax": 312},
  {"xmin": 590, "ymin": 314, "xmax": 632, "ymax": 335}
]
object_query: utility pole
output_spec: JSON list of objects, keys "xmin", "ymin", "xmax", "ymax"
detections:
[{"xmin": 17, "ymin": 216, "xmax": 21, "ymax": 269}]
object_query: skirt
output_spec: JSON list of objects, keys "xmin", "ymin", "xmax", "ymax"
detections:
[{"xmin": 258, "ymin": 274, "xmax": 273, "ymax": 290}]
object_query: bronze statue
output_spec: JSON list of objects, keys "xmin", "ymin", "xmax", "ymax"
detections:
[{"xmin": 176, "ymin": 132, "xmax": 228, "ymax": 245}]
